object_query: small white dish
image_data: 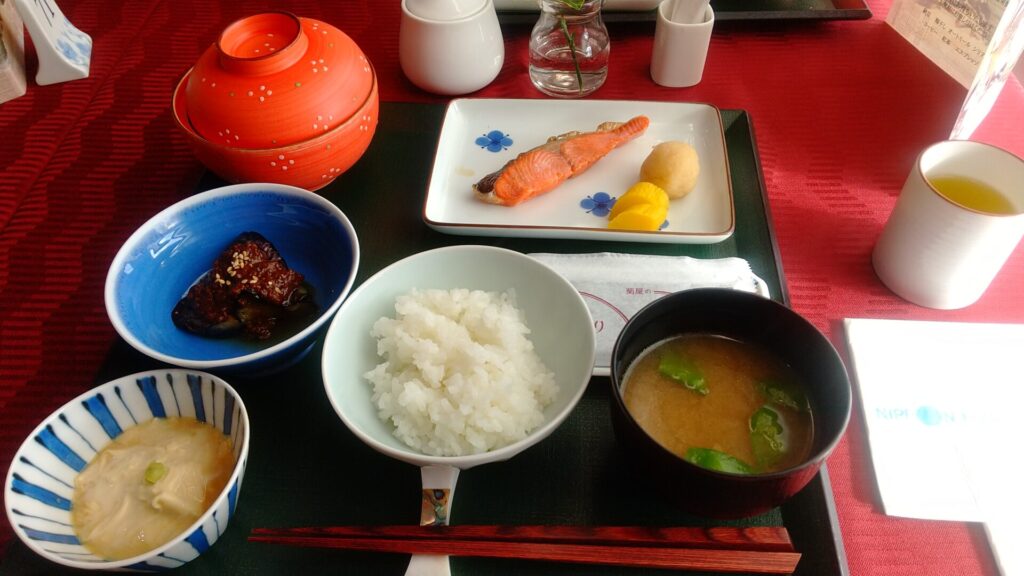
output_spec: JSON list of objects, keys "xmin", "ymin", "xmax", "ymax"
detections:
[{"xmin": 423, "ymin": 98, "xmax": 734, "ymax": 244}]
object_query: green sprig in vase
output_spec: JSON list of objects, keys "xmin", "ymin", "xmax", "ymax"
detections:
[{"xmin": 528, "ymin": 0, "xmax": 609, "ymax": 98}]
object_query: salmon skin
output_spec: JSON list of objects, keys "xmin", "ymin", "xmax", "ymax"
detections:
[{"xmin": 473, "ymin": 115, "xmax": 650, "ymax": 207}]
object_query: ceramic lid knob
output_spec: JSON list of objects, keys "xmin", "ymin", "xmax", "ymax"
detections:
[
  {"xmin": 404, "ymin": 0, "xmax": 488, "ymax": 20},
  {"xmin": 184, "ymin": 12, "xmax": 374, "ymax": 149}
]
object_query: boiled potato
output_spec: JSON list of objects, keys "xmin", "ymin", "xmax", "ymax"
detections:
[{"xmin": 639, "ymin": 141, "xmax": 700, "ymax": 199}]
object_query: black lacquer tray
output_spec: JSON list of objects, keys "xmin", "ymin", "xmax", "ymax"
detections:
[{"xmin": 1, "ymin": 103, "xmax": 848, "ymax": 576}]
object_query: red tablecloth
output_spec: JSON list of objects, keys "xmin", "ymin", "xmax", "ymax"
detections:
[{"xmin": 2, "ymin": 0, "xmax": 1022, "ymax": 574}]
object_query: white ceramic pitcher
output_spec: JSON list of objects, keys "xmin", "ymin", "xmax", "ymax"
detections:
[{"xmin": 399, "ymin": 0, "xmax": 505, "ymax": 95}]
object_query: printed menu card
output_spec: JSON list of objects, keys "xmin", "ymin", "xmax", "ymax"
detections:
[
  {"xmin": 844, "ymin": 318, "xmax": 1024, "ymax": 576},
  {"xmin": 886, "ymin": 0, "xmax": 1024, "ymax": 138}
]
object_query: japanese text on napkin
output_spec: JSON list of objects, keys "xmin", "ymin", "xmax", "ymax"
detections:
[{"xmin": 529, "ymin": 253, "xmax": 770, "ymax": 375}]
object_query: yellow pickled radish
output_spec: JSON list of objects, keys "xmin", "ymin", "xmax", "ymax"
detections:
[
  {"xmin": 608, "ymin": 203, "xmax": 667, "ymax": 231},
  {"xmin": 609, "ymin": 182, "xmax": 669, "ymax": 220}
]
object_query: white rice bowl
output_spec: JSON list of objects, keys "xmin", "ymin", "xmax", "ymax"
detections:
[{"xmin": 365, "ymin": 288, "xmax": 558, "ymax": 457}]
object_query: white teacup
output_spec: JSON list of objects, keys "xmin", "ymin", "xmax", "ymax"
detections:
[
  {"xmin": 399, "ymin": 0, "xmax": 505, "ymax": 95},
  {"xmin": 873, "ymin": 140, "xmax": 1024, "ymax": 309}
]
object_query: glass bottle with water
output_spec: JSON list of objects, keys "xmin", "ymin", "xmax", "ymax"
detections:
[{"xmin": 529, "ymin": 0, "xmax": 609, "ymax": 98}]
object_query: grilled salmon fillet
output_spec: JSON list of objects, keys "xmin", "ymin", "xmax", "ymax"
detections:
[{"xmin": 473, "ymin": 116, "xmax": 650, "ymax": 207}]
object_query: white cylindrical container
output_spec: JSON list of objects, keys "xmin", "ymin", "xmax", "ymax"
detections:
[
  {"xmin": 650, "ymin": 0, "xmax": 714, "ymax": 88},
  {"xmin": 872, "ymin": 140, "xmax": 1024, "ymax": 309},
  {"xmin": 399, "ymin": 0, "xmax": 504, "ymax": 95}
]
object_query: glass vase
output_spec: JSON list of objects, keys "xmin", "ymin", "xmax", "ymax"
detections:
[{"xmin": 528, "ymin": 0, "xmax": 609, "ymax": 98}]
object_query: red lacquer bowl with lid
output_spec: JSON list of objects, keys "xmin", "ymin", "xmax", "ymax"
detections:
[
  {"xmin": 185, "ymin": 12, "xmax": 374, "ymax": 149},
  {"xmin": 172, "ymin": 69, "xmax": 378, "ymax": 191},
  {"xmin": 173, "ymin": 12, "xmax": 379, "ymax": 191}
]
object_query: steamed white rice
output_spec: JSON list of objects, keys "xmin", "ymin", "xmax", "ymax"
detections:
[{"xmin": 365, "ymin": 288, "xmax": 558, "ymax": 457}]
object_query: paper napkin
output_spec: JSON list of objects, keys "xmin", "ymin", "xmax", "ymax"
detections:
[
  {"xmin": 529, "ymin": 252, "xmax": 770, "ymax": 376},
  {"xmin": 844, "ymin": 318, "xmax": 1024, "ymax": 576}
]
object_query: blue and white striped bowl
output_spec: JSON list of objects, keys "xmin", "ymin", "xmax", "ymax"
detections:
[{"xmin": 3, "ymin": 370, "xmax": 250, "ymax": 571}]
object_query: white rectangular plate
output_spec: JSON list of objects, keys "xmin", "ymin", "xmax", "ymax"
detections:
[
  {"xmin": 423, "ymin": 99, "xmax": 734, "ymax": 244},
  {"xmin": 495, "ymin": 0, "xmax": 660, "ymax": 10}
]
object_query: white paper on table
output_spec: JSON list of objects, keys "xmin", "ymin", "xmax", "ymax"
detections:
[
  {"xmin": 844, "ymin": 318, "xmax": 1024, "ymax": 576},
  {"xmin": 529, "ymin": 253, "xmax": 770, "ymax": 376}
]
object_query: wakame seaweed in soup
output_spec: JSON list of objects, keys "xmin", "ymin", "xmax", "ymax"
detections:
[{"xmin": 622, "ymin": 335, "xmax": 813, "ymax": 474}]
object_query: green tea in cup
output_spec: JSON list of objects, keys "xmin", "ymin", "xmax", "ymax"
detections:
[{"xmin": 927, "ymin": 174, "xmax": 1020, "ymax": 216}]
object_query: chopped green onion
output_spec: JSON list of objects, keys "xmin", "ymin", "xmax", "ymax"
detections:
[{"xmin": 144, "ymin": 461, "xmax": 168, "ymax": 485}]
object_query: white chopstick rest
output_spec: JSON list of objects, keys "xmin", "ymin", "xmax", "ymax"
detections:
[{"xmin": 13, "ymin": 0, "xmax": 91, "ymax": 85}]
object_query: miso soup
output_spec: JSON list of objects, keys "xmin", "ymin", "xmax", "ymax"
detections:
[
  {"xmin": 71, "ymin": 417, "xmax": 234, "ymax": 559},
  {"xmin": 622, "ymin": 335, "xmax": 813, "ymax": 474}
]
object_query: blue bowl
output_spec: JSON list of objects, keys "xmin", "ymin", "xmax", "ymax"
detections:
[
  {"xmin": 105, "ymin": 183, "xmax": 359, "ymax": 375},
  {"xmin": 4, "ymin": 369, "xmax": 250, "ymax": 571}
]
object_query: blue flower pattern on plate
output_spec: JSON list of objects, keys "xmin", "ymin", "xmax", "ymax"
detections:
[
  {"xmin": 580, "ymin": 192, "xmax": 615, "ymax": 217},
  {"xmin": 475, "ymin": 130, "xmax": 513, "ymax": 153}
]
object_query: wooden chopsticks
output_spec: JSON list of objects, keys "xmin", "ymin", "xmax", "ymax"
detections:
[{"xmin": 249, "ymin": 525, "xmax": 801, "ymax": 574}]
